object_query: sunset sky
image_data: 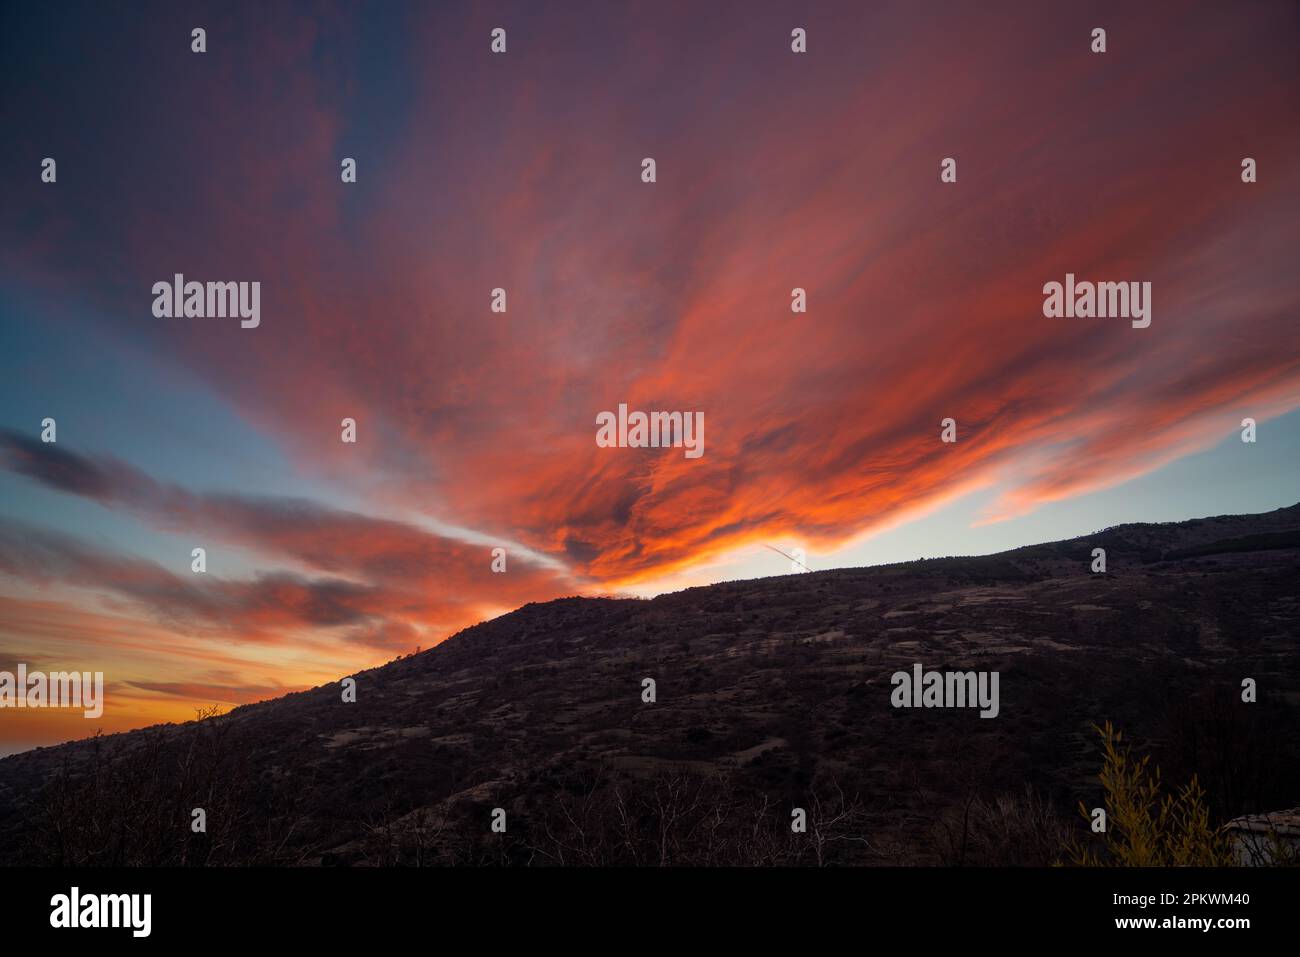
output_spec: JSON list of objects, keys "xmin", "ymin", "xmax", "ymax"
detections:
[{"xmin": 1, "ymin": 0, "xmax": 1297, "ymax": 754}]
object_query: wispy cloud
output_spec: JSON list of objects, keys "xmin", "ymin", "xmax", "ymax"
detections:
[{"xmin": 1, "ymin": 0, "xmax": 1297, "ymax": 746}]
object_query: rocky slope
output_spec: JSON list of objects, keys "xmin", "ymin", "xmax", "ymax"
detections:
[{"xmin": 1, "ymin": 505, "xmax": 1297, "ymax": 865}]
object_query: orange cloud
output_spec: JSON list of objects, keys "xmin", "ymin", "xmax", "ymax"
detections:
[{"xmin": 1, "ymin": 1, "xmax": 1297, "ymax": 747}]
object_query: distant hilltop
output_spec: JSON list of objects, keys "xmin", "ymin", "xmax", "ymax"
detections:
[{"xmin": 0, "ymin": 503, "xmax": 1297, "ymax": 866}]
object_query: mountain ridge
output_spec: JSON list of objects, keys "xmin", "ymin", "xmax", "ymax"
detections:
[{"xmin": 1, "ymin": 502, "xmax": 1297, "ymax": 865}]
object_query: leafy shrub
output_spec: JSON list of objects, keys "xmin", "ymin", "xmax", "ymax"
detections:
[{"xmin": 1067, "ymin": 722, "xmax": 1234, "ymax": 866}]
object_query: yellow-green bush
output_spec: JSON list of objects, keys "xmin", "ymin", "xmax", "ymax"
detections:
[{"xmin": 1067, "ymin": 721, "xmax": 1235, "ymax": 866}]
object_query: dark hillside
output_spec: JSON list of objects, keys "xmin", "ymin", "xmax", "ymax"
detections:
[{"xmin": 1, "ymin": 505, "xmax": 1296, "ymax": 865}]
